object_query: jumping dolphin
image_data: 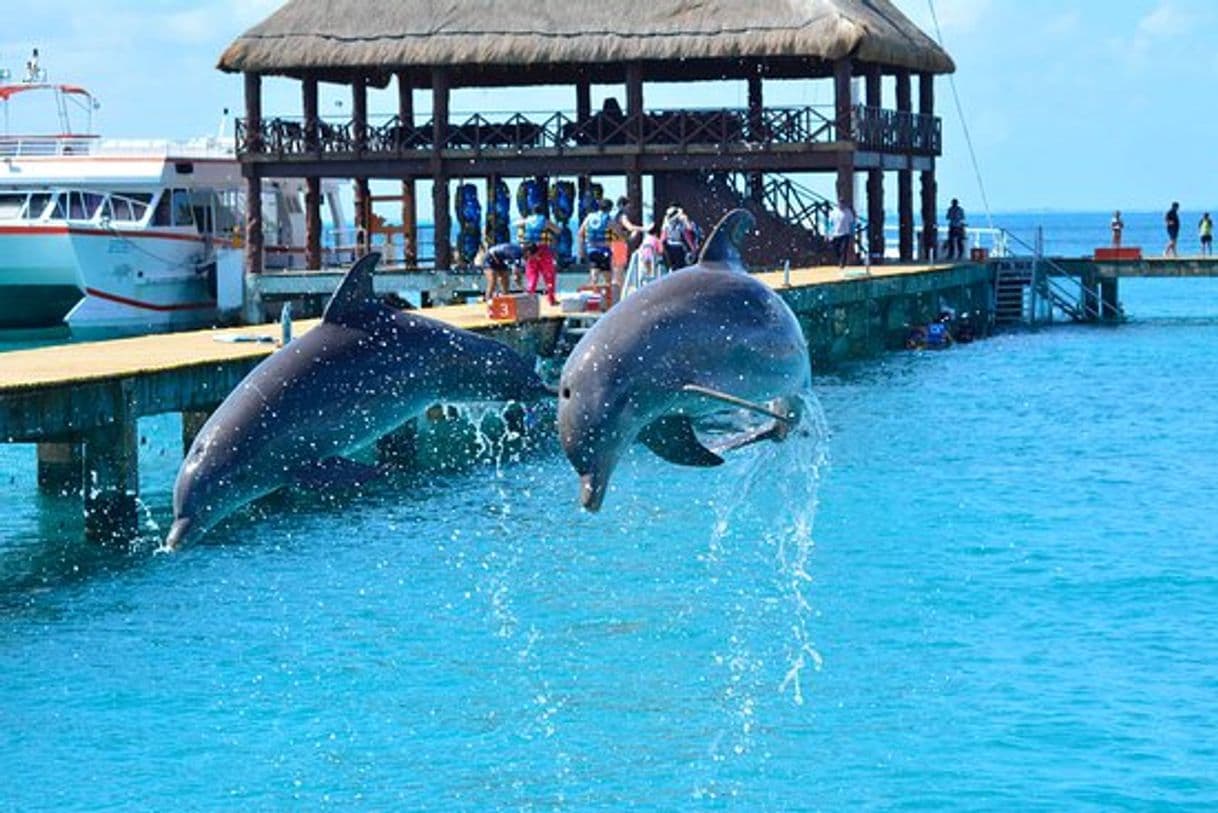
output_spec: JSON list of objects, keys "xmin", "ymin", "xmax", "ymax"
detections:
[
  {"xmin": 556, "ymin": 209, "xmax": 810, "ymax": 511},
  {"xmin": 165, "ymin": 252, "xmax": 549, "ymax": 548}
]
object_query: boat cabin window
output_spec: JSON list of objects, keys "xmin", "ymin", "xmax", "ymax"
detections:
[
  {"xmin": 151, "ymin": 190, "xmax": 173, "ymax": 227},
  {"xmin": 26, "ymin": 192, "xmax": 52, "ymax": 219},
  {"xmin": 0, "ymin": 193, "xmax": 26, "ymax": 219},
  {"xmin": 47, "ymin": 193, "xmax": 67, "ymax": 220},
  {"xmin": 110, "ymin": 192, "xmax": 152, "ymax": 224},
  {"xmin": 172, "ymin": 189, "xmax": 195, "ymax": 227}
]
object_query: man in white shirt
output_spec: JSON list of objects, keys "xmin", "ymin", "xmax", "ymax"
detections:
[{"xmin": 829, "ymin": 199, "xmax": 855, "ymax": 268}]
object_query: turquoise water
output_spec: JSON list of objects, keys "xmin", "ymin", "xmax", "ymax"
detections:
[{"xmin": 4, "ymin": 272, "xmax": 1218, "ymax": 807}]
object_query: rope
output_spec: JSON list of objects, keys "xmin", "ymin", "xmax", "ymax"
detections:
[{"xmin": 927, "ymin": 0, "xmax": 993, "ymax": 230}]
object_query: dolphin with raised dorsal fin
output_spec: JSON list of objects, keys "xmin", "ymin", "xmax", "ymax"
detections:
[
  {"xmin": 556, "ymin": 208, "xmax": 811, "ymax": 511},
  {"xmin": 165, "ymin": 252, "xmax": 549, "ymax": 548}
]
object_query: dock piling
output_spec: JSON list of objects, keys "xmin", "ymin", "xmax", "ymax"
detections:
[
  {"xmin": 83, "ymin": 419, "xmax": 139, "ymax": 543},
  {"xmin": 37, "ymin": 440, "xmax": 83, "ymax": 496}
]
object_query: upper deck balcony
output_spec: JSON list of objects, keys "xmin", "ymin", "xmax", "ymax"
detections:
[{"xmin": 236, "ymin": 104, "xmax": 941, "ymax": 166}]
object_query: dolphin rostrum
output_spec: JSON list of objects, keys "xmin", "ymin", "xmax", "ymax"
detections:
[
  {"xmin": 556, "ymin": 208, "xmax": 811, "ymax": 511},
  {"xmin": 166, "ymin": 252, "xmax": 549, "ymax": 548}
]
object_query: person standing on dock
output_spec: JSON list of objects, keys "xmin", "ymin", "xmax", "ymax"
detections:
[
  {"xmin": 945, "ymin": 198, "xmax": 966, "ymax": 260},
  {"xmin": 661, "ymin": 205, "xmax": 698, "ymax": 271},
  {"xmin": 578, "ymin": 198, "xmax": 622, "ymax": 287},
  {"xmin": 1111, "ymin": 211, "xmax": 1124, "ymax": 247},
  {"xmin": 1165, "ymin": 202, "xmax": 1181, "ymax": 257},
  {"xmin": 1200, "ymin": 213, "xmax": 1213, "ymax": 257},
  {"xmin": 517, "ymin": 205, "xmax": 561, "ymax": 306},
  {"xmin": 829, "ymin": 199, "xmax": 855, "ymax": 268}
]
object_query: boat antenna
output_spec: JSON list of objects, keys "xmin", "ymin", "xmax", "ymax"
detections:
[{"xmin": 926, "ymin": 0, "xmax": 993, "ymax": 230}]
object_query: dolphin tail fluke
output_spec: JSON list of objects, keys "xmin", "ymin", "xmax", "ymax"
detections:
[
  {"xmin": 638, "ymin": 415, "xmax": 725, "ymax": 467},
  {"xmin": 698, "ymin": 209, "xmax": 756, "ymax": 270},
  {"xmin": 323, "ymin": 252, "xmax": 383, "ymax": 326}
]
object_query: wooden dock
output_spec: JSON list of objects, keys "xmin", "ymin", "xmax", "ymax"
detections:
[{"xmin": 0, "ymin": 260, "xmax": 986, "ymax": 542}]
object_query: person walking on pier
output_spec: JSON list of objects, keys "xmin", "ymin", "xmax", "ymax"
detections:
[
  {"xmin": 945, "ymin": 198, "xmax": 966, "ymax": 260},
  {"xmin": 1111, "ymin": 210, "xmax": 1124, "ymax": 247},
  {"xmin": 1200, "ymin": 212, "xmax": 1213, "ymax": 257},
  {"xmin": 517, "ymin": 205, "xmax": 561, "ymax": 306},
  {"xmin": 1165, "ymin": 201, "xmax": 1181, "ymax": 257},
  {"xmin": 829, "ymin": 199, "xmax": 855, "ymax": 268}
]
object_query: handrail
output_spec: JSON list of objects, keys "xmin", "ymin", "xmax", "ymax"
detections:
[{"xmin": 237, "ymin": 104, "xmax": 942, "ymax": 158}]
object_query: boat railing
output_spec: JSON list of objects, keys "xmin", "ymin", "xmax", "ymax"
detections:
[
  {"xmin": 881, "ymin": 224, "xmax": 1012, "ymax": 260},
  {"xmin": 0, "ymin": 134, "xmax": 234, "ymax": 159}
]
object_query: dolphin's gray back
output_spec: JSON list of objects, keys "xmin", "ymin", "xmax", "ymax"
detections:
[{"xmin": 578, "ymin": 267, "xmax": 809, "ymax": 403}]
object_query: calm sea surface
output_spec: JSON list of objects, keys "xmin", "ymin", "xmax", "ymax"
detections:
[{"xmin": 2, "ymin": 213, "xmax": 1218, "ymax": 809}]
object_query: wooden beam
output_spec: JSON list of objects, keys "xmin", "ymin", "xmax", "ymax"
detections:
[
  {"xmin": 865, "ymin": 66, "xmax": 883, "ymax": 262},
  {"xmin": 576, "ymin": 78, "xmax": 591, "ymax": 122},
  {"xmin": 918, "ymin": 73, "xmax": 937, "ymax": 260},
  {"xmin": 302, "ymin": 75, "xmax": 319, "ymax": 154},
  {"xmin": 896, "ymin": 69, "xmax": 913, "ymax": 261},
  {"xmin": 432, "ymin": 67, "xmax": 452, "ymax": 269},
  {"xmin": 305, "ymin": 176, "xmax": 322, "ymax": 270},
  {"xmin": 748, "ymin": 71, "xmax": 764, "ymax": 203},
  {"xmin": 398, "ymin": 70, "xmax": 417, "ymax": 265},
  {"xmin": 352, "ymin": 75, "xmax": 368, "ymax": 154},
  {"xmin": 626, "ymin": 63, "xmax": 644, "ymax": 147},
  {"xmin": 833, "ymin": 58, "xmax": 854, "ymax": 210}
]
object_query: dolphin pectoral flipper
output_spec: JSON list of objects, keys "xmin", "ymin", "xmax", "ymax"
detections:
[
  {"xmin": 637, "ymin": 416, "xmax": 725, "ymax": 467},
  {"xmin": 708, "ymin": 420, "xmax": 787, "ymax": 455},
  {"xmin": 295, "ymin": 456, "xmax": 383, "ymax": 489},
  {"xmin": 681, "ymin": 384, "xmax": 796, "ymax": 424}
]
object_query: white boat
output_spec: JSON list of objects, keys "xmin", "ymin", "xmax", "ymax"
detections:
[{"xmin": 0, "ymin": 78, "xmax": 345, "ymax": 337}]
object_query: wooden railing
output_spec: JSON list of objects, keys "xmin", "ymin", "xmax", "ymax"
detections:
[{"xmin": 237, "ymin": 104, "xmax": 942, "ymax": 159}]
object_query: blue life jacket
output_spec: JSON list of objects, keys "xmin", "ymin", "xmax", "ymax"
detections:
[
  {"xmin": 522, "ymin": 213, "xmax": 549, "ymax": 246},
  {"xmin": 584, "ymin": 211, "xmax": 611, "ymax": 248},
  {"xmin": 927, "ymin": 322, "xmax": 950, "ymax": 346}
]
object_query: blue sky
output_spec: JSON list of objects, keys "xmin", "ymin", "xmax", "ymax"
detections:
[{"xmin": 1, "ymin": 1, "xmax": 1211, "ymax": 214}]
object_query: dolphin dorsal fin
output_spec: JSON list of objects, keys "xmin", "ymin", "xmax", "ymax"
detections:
[
  {"xmin": 698, "ymin": 209, "xmax": 756, "ymax": 271},
  {"xmin": 323, "ymin": 252, "xmax": 382, "ymax": 325}
]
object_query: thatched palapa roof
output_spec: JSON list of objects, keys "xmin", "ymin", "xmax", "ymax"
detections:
[{"xmin": 218, "ymin": 0, "xmax": 954, "ymax": 82}]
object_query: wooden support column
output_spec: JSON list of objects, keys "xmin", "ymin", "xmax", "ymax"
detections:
[
  {"xmin": 896, "ymin": 69, "xmax": 914, "ymax": 262},
  {"xmin": 833, "ymin": 58, "xmax": 855, "ymax": 210},
  {"xmin": 243, "ymin": 73, "xmax": 264, "ymax": 279},
  {"xmin": 352, "ymin": 75, "xmax": 368, "ymax": 154},
  {"xmin": 398, "ymin": 70, "xmax": 418, "ymax": 265},
  {"xmin": 1100, "ymin": 278, "xmax": 1120, "ymax": 321},
  {"xmin": 865, "ymin": 66, "xmax": 884, "ymax": 263},
  {"xmin": 625, "ymin": 64, "xmax": 645, "ymax": 217},
  {"xmin": 305, "ymin": 177, "xmax": 322, "ymax": 270},
  {"xmin": 83, "ymin": 417, "xmax": 138, "ymax": 543},
  {"xmin": 919, "ymin": 73, "xmax": 937, "ymax": 260},
  {"xmin": 432, "ymin": 68, "xmax": 452, "ymax": 269},
  {"xmin": 302, "ymin": 77, "xmax": 323, "ymax": 270},
  {"xmin": 302, "ymin": 75, "xmax": 319, "ymax": 154},
  {"xmin": 576, "ymin": 77, "xmax": 591, "ymax": 122},
  {"xmin": 747, "ymin": 72, "xmax": 765, "ymax": 203},
  {"xmin": 352, "ymin": 75, "xmax": 370, "ymax": 258},
  {"xmin": 353, "ymin": 177, "xmax": 371, "ymax": 255},
  {"xmin": 37, "ymin": 440, "xmax": 82, "ymax": 496}
]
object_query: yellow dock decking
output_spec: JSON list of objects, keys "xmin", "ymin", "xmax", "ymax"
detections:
[
  {"xmin": 0, "ymin": 262, "xmax": 955, "ymax": 394},
  {"xmin": 0, "ymin": 300, "xmax": 572, "ymax": 393}
]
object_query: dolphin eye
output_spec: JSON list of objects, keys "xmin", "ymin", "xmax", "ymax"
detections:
[{"xmin": 561, "ymin": 387, "xmax": 571, "ymax": 399}]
